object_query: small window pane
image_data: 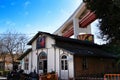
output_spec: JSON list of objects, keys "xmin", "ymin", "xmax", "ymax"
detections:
[
  {"xmin": 61, "ymin": 61, "xmax": 64, "ymax": 70},
  {"xmin": 39, "ymin": 52, "xmax": 47, "ymax": 59},
  {"xmin": 61, "ymin": 55, "xmax": 68, "ymax": 70},
  {"xmin": 62, "ymin": 55, "xmax": 67, "ymax": 59},
  {"xmin": 24, "ymin": 63, "xmax": 28, "ymax": 70},
  {"xmin": 24, "ymin": 57, "xmax": 29, "ymax": 70},
  {"xmin": 65, "ymin": 60, "xmax": 68, "ymax": 70},
  {"xmin": 39, "ymin": 61, "xmax": 43, "ymax": 70}
]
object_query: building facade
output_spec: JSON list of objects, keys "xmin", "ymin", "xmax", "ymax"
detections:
[{"xmin": 18, "ymin": 32, "xmax": 117, "ymax": 80}]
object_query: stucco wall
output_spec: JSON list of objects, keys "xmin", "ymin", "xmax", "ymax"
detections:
[
  {"xmin": 31, "ymin": 50, "xmax": 37, "ymax": 72},
  {"xmin": 47, "ymin": 48, "xmax": 55, "ymax": 72},
  {"xmin": 31, "ymin": 35, "xmax": 55, "ymax": 73},
  {"xmin": 55, "ymin": 48, "xmax": 74, "ymax": 79},
  {"xmin": 21, "ymin": 34, "xmax": 74, "ymax": 79}
]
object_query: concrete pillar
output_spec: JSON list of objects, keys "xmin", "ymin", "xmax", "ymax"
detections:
[
  {"xmin": 73, "ymin": 18, "xmax": 92, "ymax": 38},
  {"xmin": 73, "ymin": 18, "xmax": 79, "ymax": 38}
]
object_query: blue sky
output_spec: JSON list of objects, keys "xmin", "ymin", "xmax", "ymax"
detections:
[
  {"xmin": 0, "ymin": 0, "xmax": 82, "ymax": 35},
  {"xmin": 0, "ymin": 0, "xmax": 104, "ymax": 44}
]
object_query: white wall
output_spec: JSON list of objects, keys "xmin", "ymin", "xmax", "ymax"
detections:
[
  {"xmin": 55, "ymin": 48, "xmax": 74, "ymax": 79},
  {"xmin": 47, "ymin": 48, "xmax": 55, "ymax": 72},
  {"xmin": 28, "ymin": 51, "xmax": 32, "ymax": 73},
  {"xmin": 21, "ymin": 34, "xmax": 74, "ymax": 79},
  {"xmin": 55, "ymin": 48, "xmax": 60, "ymax": 76},
  {"xmin": 73, "ymin": 18, "xmax": 91, "ymax": 38},
  {"xmin": 21, "ymin": 52, "xmax": 32, "ymax": 74},
  {"xmin": 31, "ymin": 35, "xmax": 55, "ymax": 51},
  {"xmin": 68, "ymin": 54, "xmax": 74, "ymax": 78},
  {"xmin": 46, "ymin": 36, "xmax": 55, "ymax": 48},
  {"xmin": 30, "ymin": 35, "xmax": 56, "ymax": 73},
  {"xmin": 21, "ymin": 59, "xmax": 24, "ymax": 70},
  {"xmin": 32, "ymin": 39, "xmax": 37, "ymax": 51},
  {"xmin": 31, "ymin": 50, "xmax": 37, "ymax": 71}
]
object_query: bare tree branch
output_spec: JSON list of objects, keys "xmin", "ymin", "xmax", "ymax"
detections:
[{"xmin": 0, "ymin": 31, "xmax": 28, "ymax": 70}]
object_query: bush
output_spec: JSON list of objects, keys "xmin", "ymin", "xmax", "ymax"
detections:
[
  {"xmin": 3, "ymin": 70, "xmax": 10, "ymax": 77},
  {"xmin": 0, "ymin": 71, "xmax": 3, "ymax": 76}
]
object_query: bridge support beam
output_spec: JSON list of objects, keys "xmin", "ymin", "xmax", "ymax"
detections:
[{"xmin": 73, "ymin": 18, "xmax": 92, "ymax": 38}]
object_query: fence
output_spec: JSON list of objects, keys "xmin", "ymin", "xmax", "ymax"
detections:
[
  {"xmin": 104, "ymin": 74, "xmax": 120, "ymax": 80},
  {"xmin": 39, "ymin": 73, "xmax": 120, "ymax": 80},
  {"xmin": 75, "ymin": 73, "xmax": 104, "ymax": 80},
  {"xmin": 75, "ymin": 77, "xmax": 103, "ymax": 80}
]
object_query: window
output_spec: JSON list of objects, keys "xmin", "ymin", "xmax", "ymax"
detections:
[
  {"xmin": 36, "ymin": 36, "xmax": 45, "ymax": 49},
  {"xmin": 39, "ymin": 61, "xmax": 43, "ymax": 70},
  {"xmin": 61, "ymin": 55, "xmax": 68, "ymax": 70},
  {"xmin": 24, "ymin": 57, "xmax": 29, "ymax": 70},
  {"xmin": 82, "ymin": 56, "xmax": 88, "ymax": 70}
]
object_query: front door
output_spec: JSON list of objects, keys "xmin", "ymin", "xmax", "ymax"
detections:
[
  {"xmin": 43, "ymin": 60, "xmax": 47, "ymax": 73},
  {"xmin": 61, "ymin": 55, "xmax": 68, "ymax": 80},
  {"xmin": 38, "ymin": 51, "xmax": 47, "ymax": 74}
]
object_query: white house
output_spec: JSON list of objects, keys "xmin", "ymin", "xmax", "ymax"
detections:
[{"xmin": 18, "ymin": 31, "xmax": 117, "ymax": 80}]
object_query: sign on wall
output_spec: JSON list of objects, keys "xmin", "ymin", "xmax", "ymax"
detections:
[
  {"xmin": 36, "ymin": 36, "xmax": 45, "ymax": 49},
  {"xmin": 77, "ymin": 34, "xmax": 94, "ymax": 42}
]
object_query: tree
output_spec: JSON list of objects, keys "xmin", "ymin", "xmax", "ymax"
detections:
[
  {"xmin": 84, "ymin": 0, "xmax": 120, "ymax": 44},
  {"xmin": 0, "ymin": 40, "xmax": 6, "ymax": 71},
  {"xmin": 0, "ymin": 31, "xmax": 28, "ymax": 70}
]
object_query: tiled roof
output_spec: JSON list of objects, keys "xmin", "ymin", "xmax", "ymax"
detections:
[
  {"xmin": 54, "ymin": 44, "xmax": 117, "ymax": 59},
  {"xmin": 27, "ymin": 31, "xmax": 117, "ymax": 59},
  {"xmin": 27, "ymin": 31, "xmax": 98, "ymax": 47}
]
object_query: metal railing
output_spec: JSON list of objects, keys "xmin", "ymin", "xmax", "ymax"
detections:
[{"xmin": 75, "ymin": 73, "xmax": 104, "ymax": 80}]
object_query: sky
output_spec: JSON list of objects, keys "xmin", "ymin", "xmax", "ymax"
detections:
[
  {"xmin": 0, "ymin": 0, "xmax": 82, "ymax": 34},
  {"xmin": 0, "ymin": 0, "xmax": 104, "ymax": 44}
]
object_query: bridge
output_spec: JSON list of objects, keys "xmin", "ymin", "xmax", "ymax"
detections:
[{"xmin": 53, "ymin": 2, "xmax": 96, "ymax": 42}]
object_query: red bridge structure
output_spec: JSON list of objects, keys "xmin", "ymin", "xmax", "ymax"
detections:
[{"xmin": 53, "ymin": 3, "xmax": 96, "ymax": 42}]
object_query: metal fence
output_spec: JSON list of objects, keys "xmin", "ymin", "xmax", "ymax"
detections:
[
  {"xmin": 75, "ymin": 74, "xmax": 120, "ymax": 80},
  {"xmin": 75, "ymin": 74, "xmax": 104, "ymax": 80},
  {"xmin": 75, "ymin": 77, "xmax": 103, "ymax": 80}
]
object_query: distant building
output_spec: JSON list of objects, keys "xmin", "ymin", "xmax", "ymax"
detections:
[
  {"xmin": 18, "ymin": 31, "xmax": 117, "ymax": 80},
  {"xmin": 0, "ymin": 54, "xmax": 20, "ymax": 71}
]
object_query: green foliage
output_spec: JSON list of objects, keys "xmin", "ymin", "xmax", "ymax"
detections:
[
  {"xmin": 3, "ymin": 70, "xmax": 10, "ymax": 76},
  {"xmin": 84, "ymin": 0, "xmax": 120, "ymax": 45},
  {"xmin": 102, "ymin": 44, "xmax": 120, "ymax": 55},
  {"xmin": 0, "ymin": 70, "xmax": 10, "ymax": 76}
]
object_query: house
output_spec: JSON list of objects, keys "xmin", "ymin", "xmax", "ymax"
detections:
[
  {"xmin": 18, "ymin": 48, "xmax": 32, "ymax": 73},
  {"xmin": 18, "ymin": 31, "xmax": 117, "ymax": 80}
]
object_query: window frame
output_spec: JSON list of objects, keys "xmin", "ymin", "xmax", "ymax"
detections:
[
  {"xmin": 24, "ymin": 57, "xmax": 29, "ymax": 70},
  {"xmin": 61, "ymin": 55, "xmax": 68, "ymax": 70},
  {"xmin": 38, "ymin": 51, "xmax": 47, "ymax": 70}
]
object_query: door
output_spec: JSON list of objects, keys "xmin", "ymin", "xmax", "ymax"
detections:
[
  {"xmin": 43, "ymin": 60, "xmax": 47, "ymax": 73},
  {"xmin": 61, "ymin": 55, "xmax": 68, "ymax": 80},
  {"xmin": 38, "ymin": 51, "xmax": 47, "ymax": 74}
]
